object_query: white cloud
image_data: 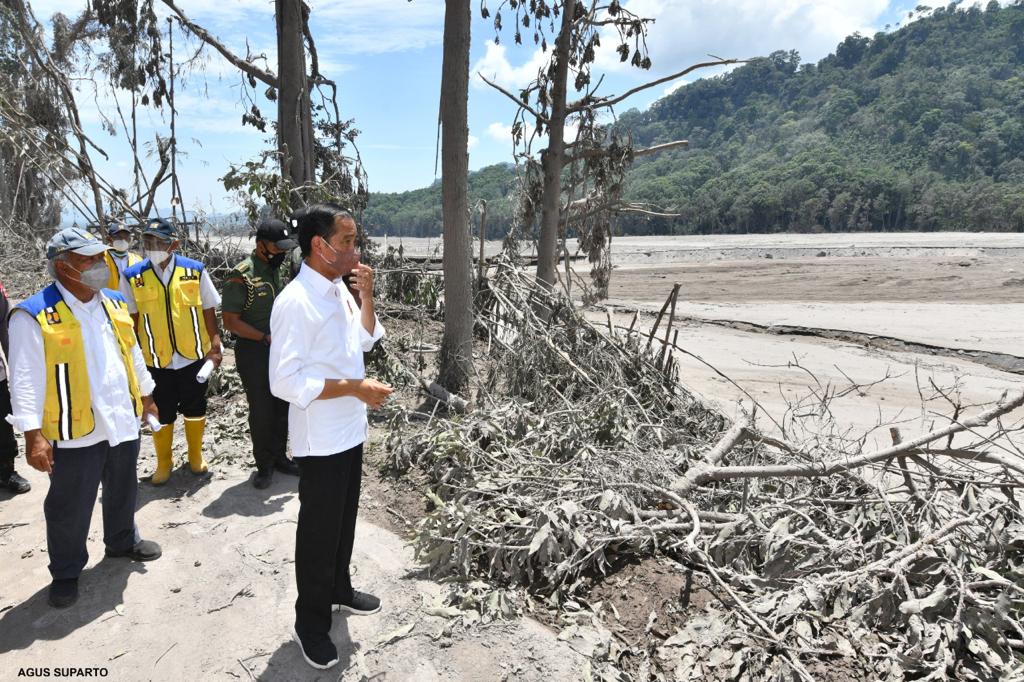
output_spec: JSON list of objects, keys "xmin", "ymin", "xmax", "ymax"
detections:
[
  {"xmin": 28, "ymin": 0, "xmax": 274, "ymax": 27},
  {"xmin": 308, "ymin": 0, "xmax": 444, "ymax": 54},
  {"xmin": 662, "ymin": 79, "xmax": 690, "ymax": 96},
  {"xmin": 486, "ymin": 121, "xmax": 513, "ymax": 142},
  {"xmin": 468, "ymin": 134, "xmax": 480, "ymax": 150},
  {"xmin": 30, "ymin": 0, "xmax": 440, "ymax": 57},
  {"xmin": 485, "ymin": 117, "xmax": 580, "ymax": 150},
  {"xmin": 471, "ymin": 42, "xmax": 549, "ymax": 90},
  {"xmin": 595, "ymin": 0, "xmax": 892, "ymax": 77}
]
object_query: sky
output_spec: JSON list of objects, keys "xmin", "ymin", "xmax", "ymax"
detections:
[{"xmin": 22, "ymin": 0, "xmax": 951, "ymax": 218}]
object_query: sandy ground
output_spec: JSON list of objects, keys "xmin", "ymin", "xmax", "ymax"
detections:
[
  {"xmin": 610, "ymin": 317, "xmax": 1024, "ymax": 449},
  {"xmin": 370, "ymin": 232, "xmax": 1024, "ymax": 261},
  {"xmin": 579, "ymin": 236, "xmax": 1024, "ymax": 450},
  {"xmin": 606, "ymin": 255, "xmax": 1024, "ymax": 303},
  {"xmin": 0, "ymin": 448, "xmax": 584, "ymax": 681},
  {"xmin": 602, "ymin": 255, "xmax": 1024, "ymax": 357},
  {"xmin": 608, "ymin": 299, "xmax": 1024, "ymax": 357}
]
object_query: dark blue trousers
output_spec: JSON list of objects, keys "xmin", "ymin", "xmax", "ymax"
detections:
[{"xmin": 44, "ymin": 439, "xmax": 142, "ymax": 580}]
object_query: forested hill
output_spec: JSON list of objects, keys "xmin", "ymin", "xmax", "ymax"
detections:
[
  {"xmin": 363, "ymin": 2, "xmax": 1024, "ymax": 238},
  {"xmin": 363, "ymin": 163, "xmax": 517, "ymax": 239}
]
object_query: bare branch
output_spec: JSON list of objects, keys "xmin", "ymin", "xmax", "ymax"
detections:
[
  {"xmin": 160, "ymin": 0, "xmax": 278, "ymax": 88},
  {"xmin": 676, "ymin": 391, "xmax": 1024, "ymax": 488},
  {"xmin": 571, "ymin": 58, "xmax": 745, "ymax": 113},
  {"xmin": 477, "ymin": 73, "xmax": 547, "ymax": 123},
  {"xmin": 634, "ymin": 139, "xmax": 689, "ymax": 157}
]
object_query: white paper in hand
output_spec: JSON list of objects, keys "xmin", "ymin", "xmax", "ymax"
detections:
[
  {"xmin": 196, "ymin": 359, "xmax": 215, "ymax": 384},
  {"xmin": 146, "ymin": 413, "xmax": 164, "ymax": 432}
]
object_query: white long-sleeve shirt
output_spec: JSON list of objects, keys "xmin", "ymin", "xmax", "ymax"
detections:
[
  {"xmin": 269, "ymin": 262, "xmax": 384, "ymax": 457},
  {"xmin": 118, "ymin": 253, "xmax": 221, "ymax": 370},
  {"xmin": 6, "ymin": 282, "xmax": 156, "ymax": 448}
]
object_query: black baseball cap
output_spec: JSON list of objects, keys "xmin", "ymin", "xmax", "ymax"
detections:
[{"xmin": 255, "ymin": 218, "xmax": 298, "ymax": 250}]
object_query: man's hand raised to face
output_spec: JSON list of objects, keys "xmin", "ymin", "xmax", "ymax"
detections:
[{"xmin": 350, "ymin": 264, "xmax": 375, "ymax": 302}]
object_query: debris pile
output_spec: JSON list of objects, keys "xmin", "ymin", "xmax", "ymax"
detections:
[{"xmin": 386, "ymin": 260, "xmax": 1024, "ymax": 681}]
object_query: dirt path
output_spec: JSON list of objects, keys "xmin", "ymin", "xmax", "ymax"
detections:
[{"xmin": 0, "ymin": 450, "xmax": 584, "ymax": 681}]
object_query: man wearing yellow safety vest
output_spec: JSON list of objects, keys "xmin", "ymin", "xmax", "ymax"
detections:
[
  {"xmin": 120, "ymin": 218, "xmax": 223, "ymax": 485},
  {"xmin": 7, "ymin": 228, "xmax": 163, "ymax": 609},
  {"xmin": 103, "ymin": 221, "xmax": 143, "ymax": 290}
]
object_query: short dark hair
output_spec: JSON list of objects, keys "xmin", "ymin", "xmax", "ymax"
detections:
[{"xmin": 294, "ymin": 203, "xmax": 354, "ymax": 258}]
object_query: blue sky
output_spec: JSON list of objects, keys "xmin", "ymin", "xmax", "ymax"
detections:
[{"xmin": 27, "ymin": 0, "xmax": 950, "ymax": 217}]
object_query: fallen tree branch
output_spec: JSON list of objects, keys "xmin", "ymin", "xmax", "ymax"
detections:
[{"xmin": 680, "ymin": 392, "xmax": 1024, "ymax": 486}]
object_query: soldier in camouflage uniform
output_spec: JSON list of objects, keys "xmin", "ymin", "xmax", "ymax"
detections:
[{"xmin": 222, "ymin": 219, "xmax": 300, "ymax": 488}]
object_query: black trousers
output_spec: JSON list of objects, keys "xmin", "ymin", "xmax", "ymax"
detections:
[
  {"xmin": 45, "ymin": 439, "xmax": 141, "ymax": 580},
  {"xmin": 235, "ymin": 340, "xmax": 289, "ymax": 472},
  {"xmin": 151, "ymin": 359, "xmax": 208, "ymax": 425},
  {"xmin": 0, "ymin": 380, "xmax": 18, "ymax": 475},
  {"xmin": 294, "ymin": 444, "xmax": 363, "ymax": 637}
]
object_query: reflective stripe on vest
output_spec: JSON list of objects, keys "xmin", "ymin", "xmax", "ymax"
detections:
[
  {"xmin": 17, "ymin": 284, "xmax": 143, "ymax": 441},
  {"xmin": 125, "ymin": 258, "xmax": 210, "ymax": 368}
]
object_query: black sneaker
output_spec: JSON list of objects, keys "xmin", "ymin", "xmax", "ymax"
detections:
[
  {"xmin": 105, "ymin": 539, "xmax": 162, "ymax": 561},
  {"xmin": 253, "ymin": 468, "xmax": 273, "ymax": 489},
  {"xmin": 48, "ymin": 578, "xmax": 79, "ymax": 608},
  {"xmin": 333, "ymin": 589, "xmax": 381, "ymax": 615},
  {"xmin": 274, "ymin": 459, "xmax": 300, "ymax": 476},
  {"xmin": 291, "ymin": 627, "xmax": 339, "ymax": 670},
  {"xmin": 0, "ymin": 469, "xmax": 30, "ymax": 494}
]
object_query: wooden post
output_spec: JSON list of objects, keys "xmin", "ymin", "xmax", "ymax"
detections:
[
  {"xmin": 627, "ymin": 309, "xmax": 639, "ymax": 337},
  {"xmin": 659, "ymin": 283, "xmax": 680, "ymax": 368},
  {"xmin": 477, "ymin": 199, "xmax": 487, "ymax": 290},
  {"xmin": 646, "ymin": 283, "xmax": 681, "ymax": 353},
  {"xmin": 889, "ymin": 427, "xmax": 922, "ymax": 505}
]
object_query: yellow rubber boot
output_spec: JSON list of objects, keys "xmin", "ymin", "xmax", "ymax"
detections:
[
  {"xmin": 151, "ymin": 425, "xmax": 174, "ymax": 486},
  {"xmin": 184, "ymin": 417, "xmax": 209, "ymax": 474}
]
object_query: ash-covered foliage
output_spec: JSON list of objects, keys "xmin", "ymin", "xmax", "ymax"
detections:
[{"xmin": 385, "ymin": 260, "xmax": 1024, "ymax": 681}]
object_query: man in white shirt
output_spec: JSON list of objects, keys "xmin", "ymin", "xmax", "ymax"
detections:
[
  {"xmin": 269, "ymin": 203, "xmax": 392, "ymax": 670},
  {"xmin": 7, "ymin": 228, "xmax": 162, "ymax": 609},
  {"xmin": 102, "ymin": 220, "xmax": 143, "ymax": 290},
  {"xmin": 120, "ymin": 218, "xmax": 223, "ymax": 484},
  {"xmin": 0, "ymin": 280, "xmax": 30, "ymax": 494}
]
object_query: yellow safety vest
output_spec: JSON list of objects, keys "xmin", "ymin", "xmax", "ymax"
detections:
[
  {"xmin": 124, "ymin": 256, "xmax": 210, "ymax": 368},
  {"xmin": 17, "ymin": 285, "xmax": 142, "ymax": 441},
  {"xmin": 104, "ymin": 250, "xmax": 143, "ymax": 290}
]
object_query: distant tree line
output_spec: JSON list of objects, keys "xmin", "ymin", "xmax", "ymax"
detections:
[
  {"xmin": 361, "ymin": 163, "xmax": 515, "ymax": 238},
  {"xmin": 365, "ymin": 1, "xmax": 1024, "ymax": 237}
]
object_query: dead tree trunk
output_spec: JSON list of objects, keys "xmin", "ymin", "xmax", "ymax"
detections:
[
  {"xmin": 275, "ymin": 0, "xmax": 315, "ymax": 190},
  {"xmin": 535, "ymin": 0, "xmax": 576, "ymax": 292},
  {"xmin": 437, "ymin": 0, "xmax": 474, "ymax": 393}
]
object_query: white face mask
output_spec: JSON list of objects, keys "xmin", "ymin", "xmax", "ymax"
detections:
[
  {"xmin": 146, "ymin": 249, "xmax": 170, "ymax": 267},
  {"xmin": 112, "ymin": 239, "xmax": 130, "ymax": 252},
  {"xmin": 64, "ymin": 261, "xmax": 109, "ymax": 292}
]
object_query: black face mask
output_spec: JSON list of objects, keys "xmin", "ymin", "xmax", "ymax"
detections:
[{"xmin": 261, "ymin": 244, "xmax": 286, "ymax": 268}]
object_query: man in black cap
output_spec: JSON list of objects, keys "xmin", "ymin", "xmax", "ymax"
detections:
[{"xmin": 222, "ymin": 219, "xmax": 300, "ymax": 488}]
